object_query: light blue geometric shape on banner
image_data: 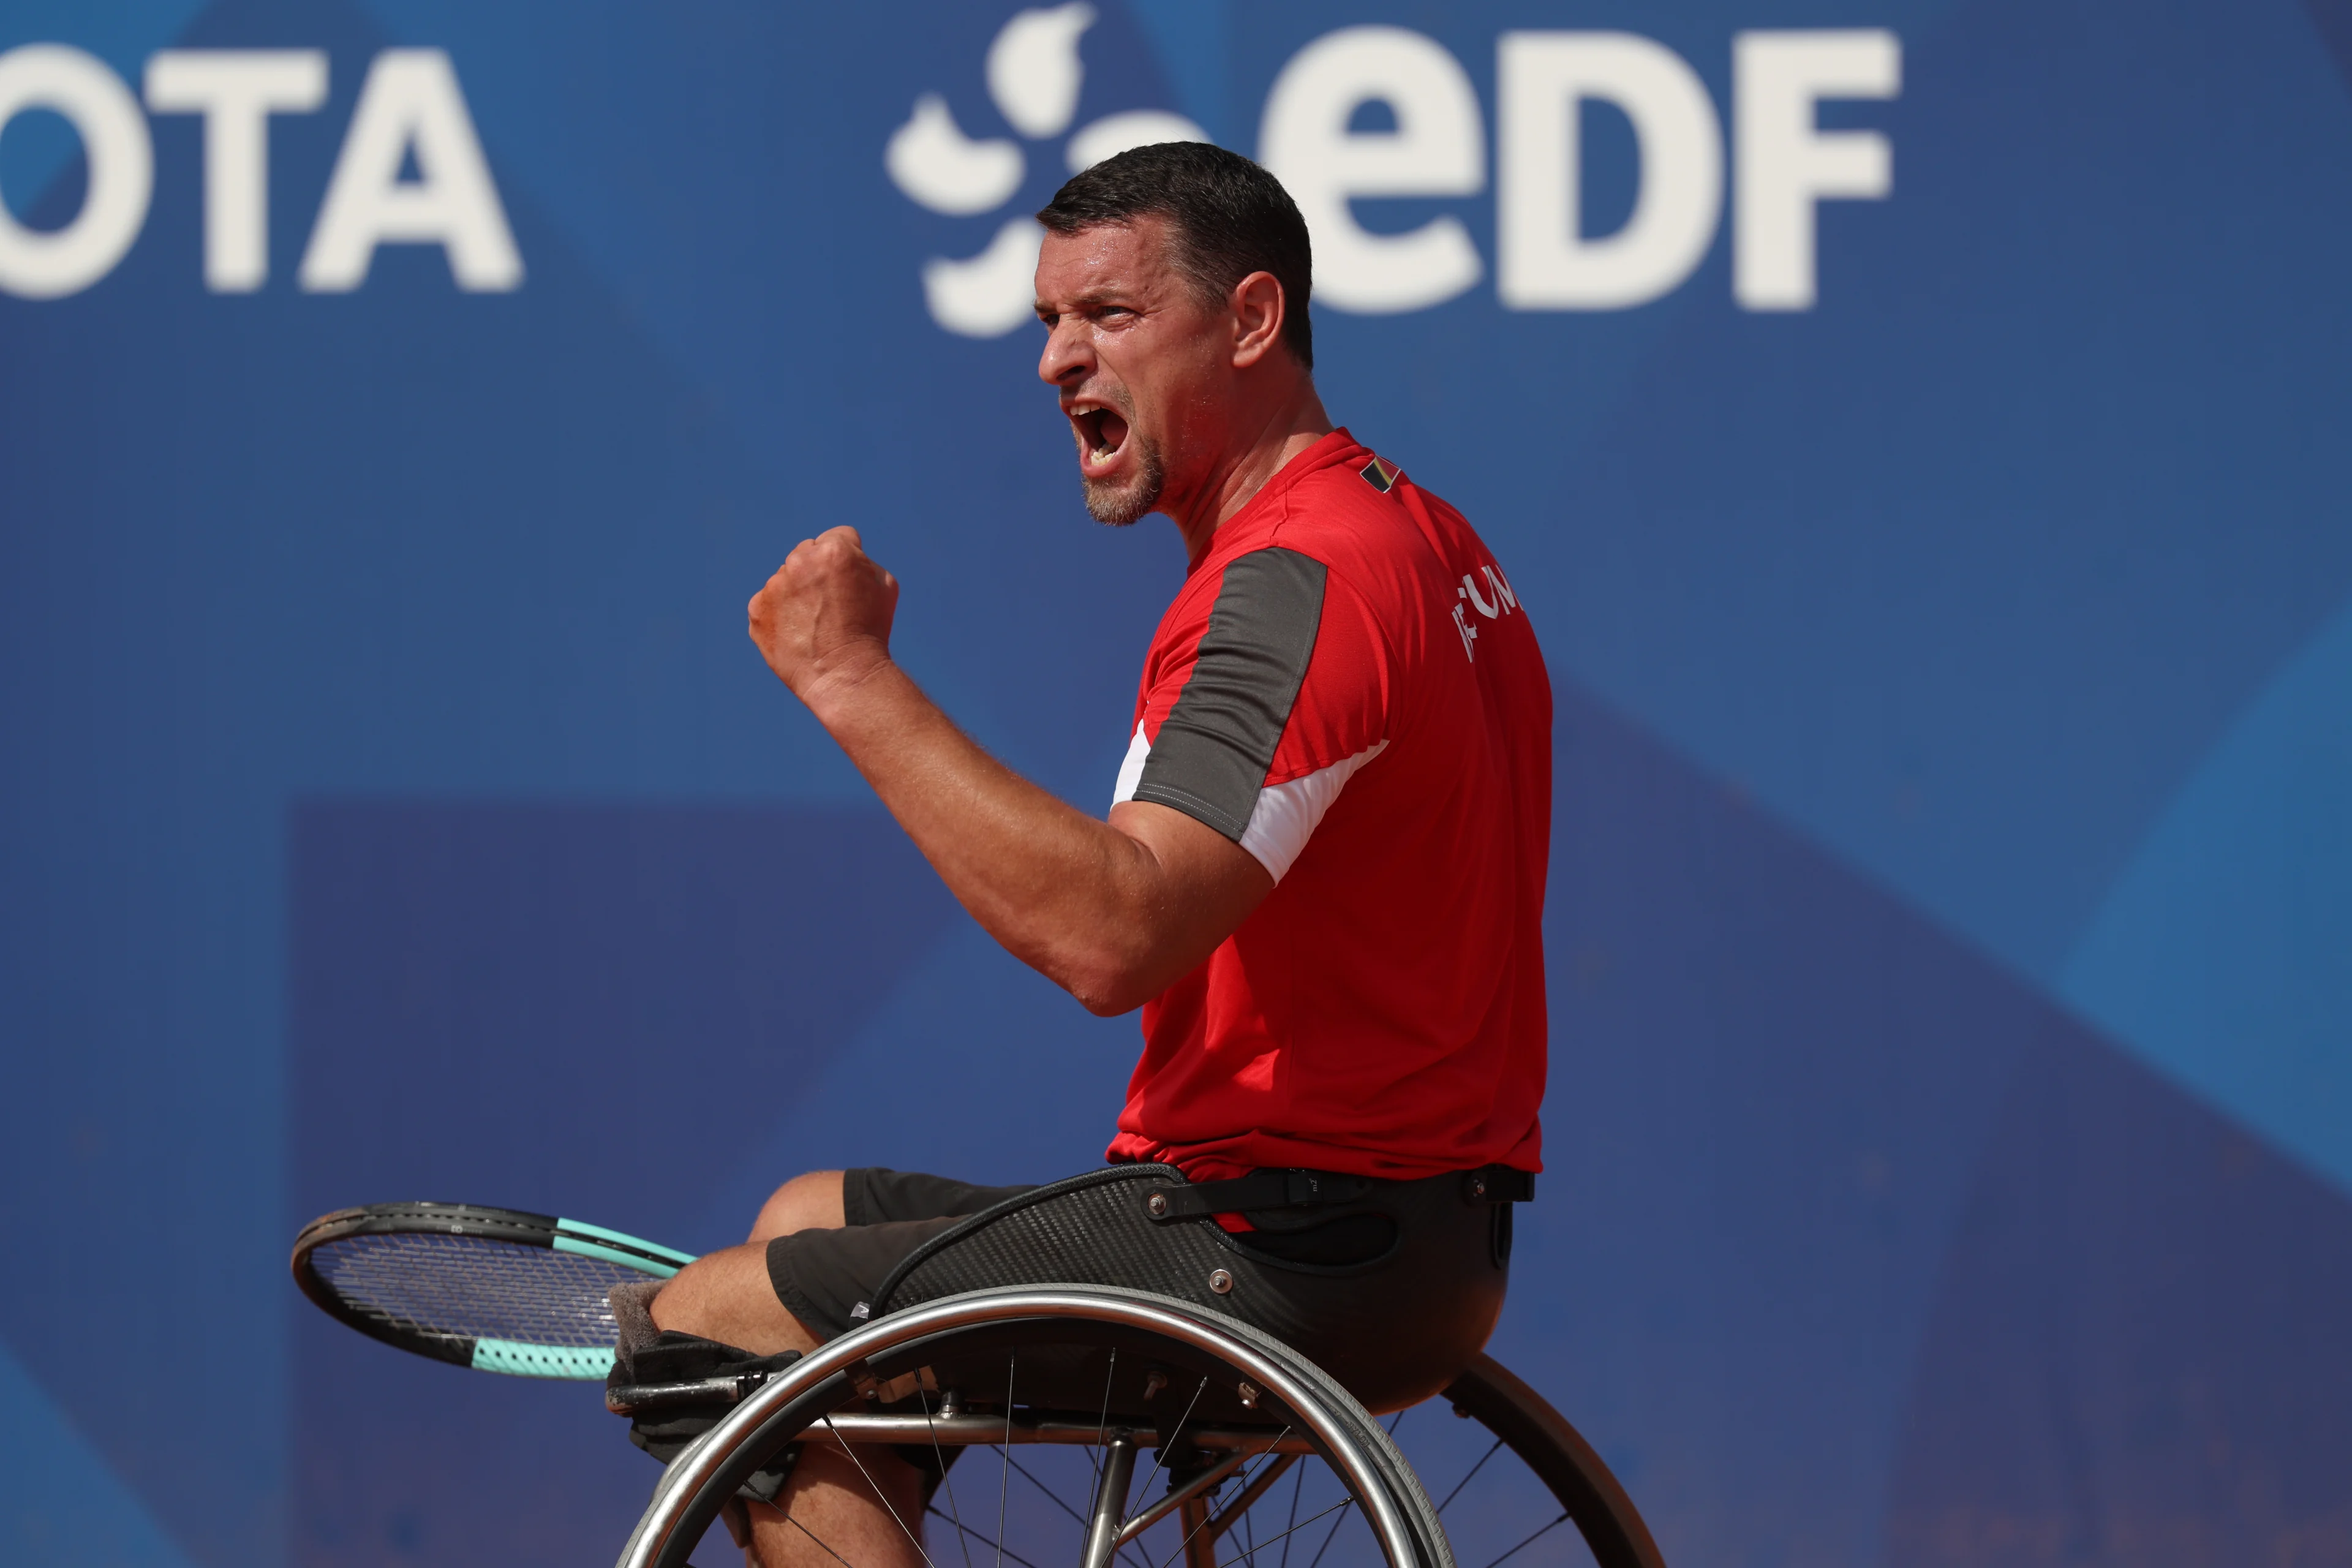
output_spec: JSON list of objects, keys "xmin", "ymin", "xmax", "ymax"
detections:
[
  {"xmin": 0, "ymin": 1335, "xmax": 199, "ymax": 1568},
  {"xmin": 2064, "ymin": 594, "xmax": 2352, "ymax": 1197},
  {"xmin": 1122, "ymin": 0, "xmax": 1230, "ymax": 143}
]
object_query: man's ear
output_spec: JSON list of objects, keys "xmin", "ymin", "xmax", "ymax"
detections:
[{"xmin": 1229, "ymin": 271, "xmax": 1287, "ymax": 368}]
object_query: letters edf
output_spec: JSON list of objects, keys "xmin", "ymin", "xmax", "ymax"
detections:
[
  {"xmin": 1265, "ymin": 26, "xmax": 1900, "ymax": 317},
  {"xmin": 0, "ymin": 44, "xmax": 521, "ymax": 300}
]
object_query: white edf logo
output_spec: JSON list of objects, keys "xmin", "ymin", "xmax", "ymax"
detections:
[
  {"xmin": 889, "ymin": 11, "xmax": 1899, "ymax": 336},
  {"xmin": 0, "ymin": 44, "xmax": 519, "ymax": 298}
]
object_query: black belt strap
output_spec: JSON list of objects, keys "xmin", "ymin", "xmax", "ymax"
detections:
[
  {"xmin": 1142, "ymin": 1164, "xmax": 1533, "ymax": 1221},
  {"xmin": 1459, "ymin": 1165, "xmax": 1536, "ymax": 1204}
]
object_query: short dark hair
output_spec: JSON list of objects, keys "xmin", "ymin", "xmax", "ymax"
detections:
[{"xmin": 1038, "ymin": 142, "xmax": 1314, "ymax": 371}]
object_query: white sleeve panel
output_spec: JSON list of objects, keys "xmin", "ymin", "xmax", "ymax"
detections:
[
  {"xmin": 1115, "ymin": 725, "xmax": 1385, "ymax": 883},
  {"xmin": 1236, "ymin": 739, "xmax": 1388, "ymax": 882},
  {"xmin": 1112, "ymin": 723, "xmax": 1152, "ymax": 805}
]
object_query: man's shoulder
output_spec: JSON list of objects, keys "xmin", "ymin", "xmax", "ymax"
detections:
[
  {"xmin": 1262, "ymin": 450, "xmax": 1471, "ymax": 597},
  {"xmin": 1272, "ymin": 441, "xmax": 1418, "ymax": 530},
  {"xmin": 1168, "ymin": 439, "xmax": 1485, "ymax": 641}
]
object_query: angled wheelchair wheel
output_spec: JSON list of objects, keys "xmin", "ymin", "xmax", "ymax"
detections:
[
  {"xmin": 616, "ymin": 1286, "xmax": 1664, "ymax": 1568},
  {"xmin": 1175, "ymin": 1355, "xmax": 1668, "ymax": 1568},
  {"xmin": 1418, "ymin": 1357, "xmax": 1666, "ymax": 1568}
]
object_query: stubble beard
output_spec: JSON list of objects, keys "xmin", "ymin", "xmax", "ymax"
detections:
[{"xmin": 1081, "ymin": 434, "xmax": 1166, "ymax": 527}]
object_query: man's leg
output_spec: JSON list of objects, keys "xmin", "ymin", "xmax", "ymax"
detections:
[
  {"xmin": 737, "ymin": 1444, "xmax": 929, "ymax": 1568},
  {"xmin": 649, "ymin": 1171, "xmax": 928, "ymax": 1568},
  {"xmin": 650, "ymin": 1167, "xmax": 842, "ymax": 1355},
  {"xmin": 749, "ymin": 1169, "xmax": 848, "ymax": 1243}
]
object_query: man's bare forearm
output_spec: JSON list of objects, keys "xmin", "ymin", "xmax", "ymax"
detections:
[
  {"xmin": 801, "ymin": 651, "xmax": 1262, "ymax": 1013},
  {"xmin": 746, "ymin": 527, "xmax": 1270, "ymax": 1011}
]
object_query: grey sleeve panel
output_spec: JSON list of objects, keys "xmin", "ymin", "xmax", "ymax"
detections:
[{"xmin": 1131, "ymin": 547, "xmax": 1328, "ymax": 841}]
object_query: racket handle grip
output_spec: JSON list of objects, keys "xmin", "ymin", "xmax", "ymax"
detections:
[{"xmin": 606, "ymin": 1372, "xmax": 768, "ymax": 1416}]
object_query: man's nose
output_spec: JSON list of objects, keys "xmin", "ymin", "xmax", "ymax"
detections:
[{"xmin": 1038, "ymin": 318, "xmax": 1090, "ymax": 386}]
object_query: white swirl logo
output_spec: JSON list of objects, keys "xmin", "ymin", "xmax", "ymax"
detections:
[{"xmin": 883, "ymin": 4, "xmax": 1205, "ymax": 338}]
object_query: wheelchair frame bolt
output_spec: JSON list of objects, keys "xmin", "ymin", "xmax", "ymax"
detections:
[
  {"xmin": 1208, "ymin": 1268, "xmax": 1234, "ymax": 1294},
  {"xmin": 1237, "ymin": 1379, "xmax": 1259, "ymax": 1409},
  {"xmin": 1147, "ymin": 1193, "xmax": 1170, "ymax": 1218}
]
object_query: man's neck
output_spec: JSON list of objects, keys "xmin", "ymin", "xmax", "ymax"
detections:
[{"xmin": 1167, "ymin": 386, "xmax": 1335, "ymax": 565}]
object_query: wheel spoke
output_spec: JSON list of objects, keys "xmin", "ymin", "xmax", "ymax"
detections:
[
  {"xmin": 1001, "ymin": 1450, "xmax": 1089, "ymax": 1528},
  {"xmin": 995, "ymin": 1354, "xmax": 1017, "ymax": 1568},
  {"xmin": 1276, "ymin": 1458, "xmax": 1302, "ymax": 1568},
  {"xmin": 822, "ymin": 1416, "xmax": 940, "ymax": 1568},
  {"xmin": 1298, "ymin": 1490, "xmax": 1354, "ymax": 1568},
  {"xmin": 1431, "ymin": 1438, "xmax": 1505, "ymax": 1517},
  {"xmin": 1087, "ymin": 1349, "xmax": 1120, "ymax": 1508},
  {"xmin": 1077, "ymin": 1348, "xmax": 1161, "ymax": 1568},
  {"xmin": 1213, "ymin": 1497, "xmax": 1354, "ymax": 1568},
  {"xmin": 920, "ymin": 1387, "xmax": 978, "ymax": 1568},
  {"xmin": 992, "ymin": 1443, "xmax": 1155, "ymax": 1568},
  {"xmin": 786, "ymin": 1510, "xmax": 864, "ymax": 1568},
  {"xmin": 1476, "ymin": 1511, "xmax": 1570, "ymax": 1568},
  {"xmin": 1205, "ymin": 1446, "xmax": 1297, "ymax": 1542},
  {"xmin": 1131, "ymin": 1375, "xmax": 1210, "ymax": 1511},
  {"xmin": 1143, "ymin": 1434, "xmax": 1291, "ymax": 1568},
  {"xmin": 929, "ymin": 1506, "xmax": 1051, "ymax": 1568}
]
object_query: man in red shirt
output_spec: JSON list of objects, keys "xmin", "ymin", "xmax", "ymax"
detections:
[{"xmin": 641, "ymin": 142, "xmax": 1550, "ymax": 1568}]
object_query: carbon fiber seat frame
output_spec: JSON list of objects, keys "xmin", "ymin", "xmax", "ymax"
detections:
[{"xmin": 867, "ymin": 1164, "xmax": 1507, "ymax": 1419}]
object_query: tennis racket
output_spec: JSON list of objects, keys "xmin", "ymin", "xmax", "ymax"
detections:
[{"xmin": 292, "ymin": 1201, "xmax": 697, "ymax": 1379}]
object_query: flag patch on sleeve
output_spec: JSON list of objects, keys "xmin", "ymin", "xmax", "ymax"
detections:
[{"xmin": 1358, "ymin": 456, "xmax": 1399, "ymax": 493}]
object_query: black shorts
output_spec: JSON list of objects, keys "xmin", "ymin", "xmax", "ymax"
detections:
[
  {"xmin": 778, "ymin": 1162, "xmax": 1516, "ymax": 1414},
  {"xmin": 766, "ymin": 1168, "xmax": 1038, "ymax": 1340}
]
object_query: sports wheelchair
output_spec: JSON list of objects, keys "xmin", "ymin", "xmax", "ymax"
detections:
[{"xmin": 614, "ymin": 1166, "xmax": 1665, "ymax": 1568}]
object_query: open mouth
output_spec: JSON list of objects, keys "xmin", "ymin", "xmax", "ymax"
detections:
[{"xmin": 1069, "ymin": 402, "xmax": 1130, "ymax": 470}]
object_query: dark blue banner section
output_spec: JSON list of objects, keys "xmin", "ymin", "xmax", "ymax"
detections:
[
  {"xmin": 288, "ymin": 804, "xmax": 962, "ymax": 1561},
  {"xmin": 289, "ymin": 804, "xmax": 965, "ymax": 1240},
  {"xmin": 3, "ymin": 1, "xmax": 2350, "ymax": 1564}
]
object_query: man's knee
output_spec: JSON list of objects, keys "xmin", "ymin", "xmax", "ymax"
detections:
[
  {"xmin": 648, "ymin": 1240, "xmax": 819, "ymax": 1356},
  {"xmin": 646, "ymin": 1168, "xmax": 846, "ymax": 1358},
  {"xmin": 750, "ymin": 1170, "xmax": 848, "ymax": 1243}
]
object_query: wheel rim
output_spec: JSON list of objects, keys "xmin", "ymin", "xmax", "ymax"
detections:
[{"xmin": 614, "ymin": 1287, "xmax": 1442, "ymax": 1568}]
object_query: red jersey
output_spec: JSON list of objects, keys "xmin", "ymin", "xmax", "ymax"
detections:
[{"xmin": 1104, "ymin": 430, "xmax": 1551, "ymax": 1182}]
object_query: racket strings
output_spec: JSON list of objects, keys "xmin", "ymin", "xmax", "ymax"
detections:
[{"xmin": 314, "ymin": 1232, "xmax": 645, "ymax": 1347}]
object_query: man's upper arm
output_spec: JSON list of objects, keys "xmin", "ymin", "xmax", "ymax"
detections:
[
  {"xmin": 1108, "ymin": 797, "xmax": 1273, "ymax": 924},
  {"xmin": 1114, "ymin": 546, "xmax": 1391, "ymax": 881}
]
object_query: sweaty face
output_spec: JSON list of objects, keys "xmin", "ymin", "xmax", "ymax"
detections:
[{"xmin": 1035, "ymin": 217, "xmax": 1223, "ymax": 526}]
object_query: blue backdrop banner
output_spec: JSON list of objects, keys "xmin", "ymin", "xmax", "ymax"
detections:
[{"xmin": 4, "ymin": 2, "xmax": 2350, "ymax": 1564}]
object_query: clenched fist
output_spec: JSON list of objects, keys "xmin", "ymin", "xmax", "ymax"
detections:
[{"xmin": 748, "ymin": 526, "xmax": 900, "ymax": 701}]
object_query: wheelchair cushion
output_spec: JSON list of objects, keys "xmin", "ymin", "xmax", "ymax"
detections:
[{"xmin": 870, "ymin": 1164, "xmax": 1507, "ymax": 1414}]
